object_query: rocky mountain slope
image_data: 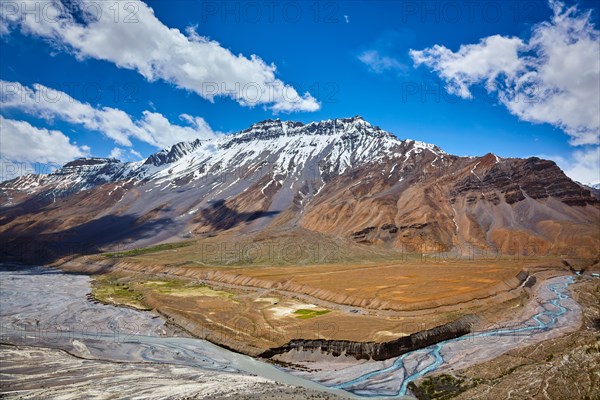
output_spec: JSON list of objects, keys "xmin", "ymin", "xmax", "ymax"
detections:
[{"xmin": 1, "ymin": 116, "xmax": 598, "ymax": 263}]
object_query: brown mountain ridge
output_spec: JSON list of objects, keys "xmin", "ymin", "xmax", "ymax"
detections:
[{"xmin": 1, "ymin": 117, "xmax": 598, "ymax": 263}]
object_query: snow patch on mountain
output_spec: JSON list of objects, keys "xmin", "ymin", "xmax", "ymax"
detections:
[{"xmin": 1, "ymin": 117, "xmax": 444, "ymax": 200}]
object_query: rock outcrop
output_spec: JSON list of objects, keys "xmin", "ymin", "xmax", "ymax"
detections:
[{"xmin": 259, "ymin": 314, "xmax": 480, "ymax": 361}]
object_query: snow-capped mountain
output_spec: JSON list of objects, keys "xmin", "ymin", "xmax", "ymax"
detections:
[
  {"xmin": 2, "ymin": 116, "xmax": 442, "ymax": 199},
  {"xmin": 4, "ymin": 158, "xmax": 130, "ymax": 196},
  {"xmin": 1, "ymin": 116, "xmax": 598, "ymax": 263},
  {"xmin": 134, "ymin": 116, "xmax": 444, "ymax": 195}
]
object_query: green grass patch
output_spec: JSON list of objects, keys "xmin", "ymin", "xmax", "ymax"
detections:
[
  {"xmin": 294, "ymin": 309, "xmax": 331, "ymax": 319},
  {"xmin": 140, "ymin": 279, "xmax": 192, "ymax": 289},
  {"xmin": 103, "ymin": 241, "xmax": 194, "ymax": 258},
  {"xmin": 407, "ymin": 374, "xmax": 480, "ymax": 400},
  {"xmin": 91, "ymin": 278, "xmax": 148, "ymax": 310},
  {"xmin": 140, "ymin": 279, "xmax": 235, "ymax": 299}
]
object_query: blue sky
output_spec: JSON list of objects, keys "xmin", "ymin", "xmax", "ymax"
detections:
[{"xmin": 1, "ymin": 0, "xmax": 599, "ymax": 184}]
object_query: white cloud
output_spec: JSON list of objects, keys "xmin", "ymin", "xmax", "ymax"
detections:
[
  {"xmin": 540, "ymin": 147, "xmax": 600, "ymax": 186},
  {"xmin": 0, "ymin": 156, "xmax": 61, "ymax": 182},
  {"xmin": 344, "ymin": 15, "xmax": 350, "ymax": 24},
  {"xmin": 0, "ymin": 17, "xmax": 9, "ymax": 35},
  {"xmin": 358, "ymin": 50, "xmax": 406, "ymax": 74},
  {"xmin": 564, "ymin": 148, "xmax": 600, "ymax": 186},
  {"xmin": 108, "ymin": 147, "xmax": 125, "ymax": 160},
  {"xmin": 138, "ymin": 111, "xmax": 217, "ymax": 148},
  {"xmin": 0, "ymin": 0, "xmax": 319, "ymax": 112},
  {"xmin": 410, "ymin": 35, "xmax": 523, "ymax": 98},
  {"xmin": 108, "ymin": 147, "xmax": 143, "ymax": 162},
  {"xmin": 0, "ymin": 115, "xmax": 89, "ymax": 168},
  {"xmin": 129, "ymin": 149, "xmax": 143, "ymax": 159},
  {"xmin": 0, "ymin": 80, "xmax": 218, "ymax": 149},
  {"xmin": 410, "ymin": 0, "xmax": 600, "ymax": 147}
]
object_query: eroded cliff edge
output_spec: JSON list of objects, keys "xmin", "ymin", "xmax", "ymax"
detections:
[{"xmin": 260, "ymin": 314, "xmax": 480, "ymax": 361}]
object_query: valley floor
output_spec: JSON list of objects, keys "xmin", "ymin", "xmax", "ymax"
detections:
[
  {"xmin": 450, "ymin": 278, "xmax": 600, "ymax": 400},
  {"xmin": 64, "ymin": 252, "xmax": 579, "ymax": 358},
  {"xmin": 277, "ymin": 275, "xmax": 598, "ymax": 399},
  {"xmin": 0, "ymin": 344, "xmax": 345, "ymax": 400},
  {"xmin": 3, "ymin": 253, "xmax": 598, "ymax": 399},
  {"xmin": 0, "ymin": 265, "xmax": 350, "ymax": 400}
]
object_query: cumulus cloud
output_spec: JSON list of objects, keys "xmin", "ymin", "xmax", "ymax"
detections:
[
  {"xmin": 358, "ymin": 50, "xmax": 407, "ymax": 74},
  {"xmin": 0, "ymin": 115, "xmax": 90, "ymax": 180},
  {"xmin": 108, "ymin": 147, "xmax": 125, "ymax": 160},
  {"xmin": 563, "ymin": 147, "xmax": 600, "ymax": 186},
  {"xmin": 410, "ymin": 0, "xmax": 600, "ymax": 147},
  {"xmin": 107, "ymin": 146, "xmax": 144, "ymax": 162},
  {"xmin": 0, "ymin": 80, "xmax": 218, "ymax": 149},
  {"xmin": 410, "ymin": 35, "xmax": 524, "ymax": 98},
  {"xmin": 0, "ymin": 0, "xmax": 319, "ymax": 112},
  {"xmin": 540, "ymin": 147, "xmax": 600, "ymax": 186}
]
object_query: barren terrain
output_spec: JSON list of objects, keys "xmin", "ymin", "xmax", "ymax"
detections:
[
  {"xmin": 0, "ymin": 265, "xmax": 350, "ymax": 399},
  {"xmin": 414, "ymin": 278, "xmax": 600, "ymax": 400},
  {"xmin": 55, "ymin": 244, "xmax": 594, "ymax": 360},
  {"xmin": 1, "ymin": 344, "xmax": 345, "ymax": 400}
]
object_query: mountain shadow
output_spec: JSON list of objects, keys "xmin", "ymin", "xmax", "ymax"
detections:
[
  {"xmin": 0, "ymin": 214, "xmax": 174, "ymax": 265},
  {"xmin": 197, "ymin": 199, "xmax": 279, "ymax": 231}
]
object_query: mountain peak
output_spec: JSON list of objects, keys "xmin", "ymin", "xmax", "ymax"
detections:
[
  {"xmin": 342, "ymin": 115, "xmax": 369, "ymax": 125},
  {"xmin": 308, "ymin": 116, "xmax": 373, "ymax": 130},
  {"xmin": 144, "ymin": 138, "xmax": 203, "ymax": 167},
  {"xmin": 253, "ymin": 118, "xmax": 278, "ymax": 126},
  {"xmin": 63, "ymin": 157, "xmax": 120, "ymax": 168},
  {"xmin": 236, "ymin": 116, "xmax": 374, "ymax": 139},
  {"xmin": 242, "ymin": 118, "xmax": 305, "ymax": 133}
]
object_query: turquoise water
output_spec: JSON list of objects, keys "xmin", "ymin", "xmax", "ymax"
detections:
[
  {"xmin": 0, "ymin": 265, "xmax": 353, "ymax": 398},
  {"xmin": 331, "ymin": 276, "xmax": 576, "ymax": 398}
]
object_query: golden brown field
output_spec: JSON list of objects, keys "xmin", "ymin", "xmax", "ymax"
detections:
[
  {"xmin": 219, "ymin": 262, "xmax": 523, "ymax": 305},
  {"xmin": 77, "ymin": 237, "xmax": 576, "ymax": 357}
]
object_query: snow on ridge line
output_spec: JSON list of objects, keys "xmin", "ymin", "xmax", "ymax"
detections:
[{"xmin": 3, "ymin": 117, "xmax": 446, "ymax": 196}]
